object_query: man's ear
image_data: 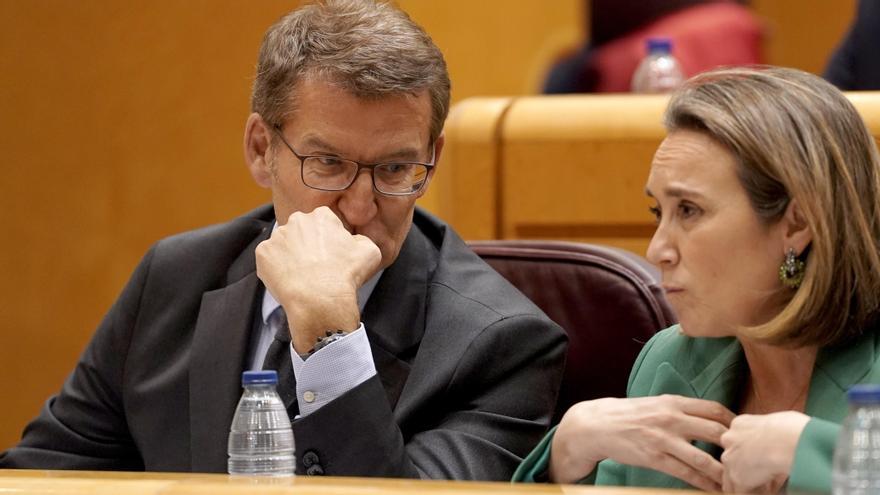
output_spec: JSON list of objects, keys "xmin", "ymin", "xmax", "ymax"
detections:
[
  {"xmin": 415, "ymin": 133, "xmax": 444, "ymax": 198},
  {"xmin": 782, "ymin": 198, "xmax": 812, "ymax": 255},
  {"xmin": 244, "ymin": 113, "xmax": 273, "ymax": 188}
]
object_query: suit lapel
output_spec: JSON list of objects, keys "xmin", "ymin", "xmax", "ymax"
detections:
[
  {"xmin": 688, "ymin": 338, "xmax": 746, "ymax": 410},
  {"xmin": 676, "ymin": 330, "xmax": 878, "ymax": 423},
  {"xmin": 628, "ymin": 337, "xmax": 745, "ymax": 489},
  {"xmin": 361, "ymin": 224, "xmax": 436, "ymax": 410},
  {"xmin": 807, "ymin": 330, "xmax": 880, "ymax": 422},
  {"xmin": 674, "ymin": 338, "xmax": 744, "ymax": 460},
  {"xmin": 638, "ymin": 337, "xmax": 745, "ymax": 408},
  {"xmin": 189, "ymin": 221, "xmax": 271, "ymax": 472}
]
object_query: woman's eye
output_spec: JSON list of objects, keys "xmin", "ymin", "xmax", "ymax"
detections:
[
  {"xmin": 648, "ymin": 206, "xmax": 661, "ymax": 223},
  {"xmin": 678, "ymin": 201, "xmax": 701, "ymax": 219}
]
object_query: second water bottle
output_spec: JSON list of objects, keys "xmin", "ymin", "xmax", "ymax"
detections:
[
  {"xmin": 832, "ymin": 384, "xmax": 880, "ymax": 495},
  {"xmin": 631, "ymin": 37, "xmax": 685, "ymax": 93}
]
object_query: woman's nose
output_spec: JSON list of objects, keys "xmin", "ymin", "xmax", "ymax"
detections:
[{"xmin": 646, "ymin": 223, "xmax": 678, "ymax": 267}]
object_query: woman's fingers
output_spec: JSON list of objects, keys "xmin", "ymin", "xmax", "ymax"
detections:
[
  {"xmin": 649, "ymin": 449, "xmax": 722, "ymax": 492},
  {"xmin": 675, "ymin": 395, "xmax": 737, "ymax": 427},
  {"xmin": 549, "ymin": 396, "xmax": 732, "ymax": 488},
  {"xmin": 673, "ymin": 412, "xmax": 730, "ymax": 445}
]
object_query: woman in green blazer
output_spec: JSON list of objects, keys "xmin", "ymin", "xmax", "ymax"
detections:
[{"xmin": 514, "ymin": 67, "xmax": 880, "ymax": 494}]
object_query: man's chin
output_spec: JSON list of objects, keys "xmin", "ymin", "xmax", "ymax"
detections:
[
  {"xmin": 378, "ymin": 250, "xmax": 396, "ymax": 270},
  {"xmin": 377, "ymin": 241, "xmax": 405, "ymax": 270}
]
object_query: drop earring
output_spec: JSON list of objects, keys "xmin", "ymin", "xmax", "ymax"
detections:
[{"xmin": 778, "ymin": 248, "xmax": 805, "ymax": 289}]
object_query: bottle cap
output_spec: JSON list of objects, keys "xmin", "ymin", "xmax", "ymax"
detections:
[
  {"xmin": 646, "ymin": 37, "xmax": 672, "ymax": 54},
  {"xmin": 242, "ymin": 370, "xmax": 279, "ymax": 386},
  {"xmin": 847, "ymin": 384, "xmax": 880, "ymax": 404}
]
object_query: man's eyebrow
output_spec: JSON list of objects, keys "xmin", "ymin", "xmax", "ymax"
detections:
[
  {"xmin": 378, "ymin": 148, "xmax": 425, "ymax": 162},
  {"xmin": 298, "ymin": 136, "xmax": 344, "ymax": 155},
  {"xmin": 298, "ymin": 135, "xmax": 425, "ymax": 162}
]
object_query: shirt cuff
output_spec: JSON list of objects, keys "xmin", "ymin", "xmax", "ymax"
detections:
[{"xmin": 289, "ymin": 323, "xmax": 377, "ymax": 417}]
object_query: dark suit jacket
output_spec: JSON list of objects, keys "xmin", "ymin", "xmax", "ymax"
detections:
[
  {"xmin": 825, "ymin": 0, "xmax": 880, "ymax": 90},
  {"xmin": 0, "ymin": 205, "xmax": 567, "ymax": 480}
]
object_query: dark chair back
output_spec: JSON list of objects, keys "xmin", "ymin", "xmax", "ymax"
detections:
[{"xmin": 468, "ymin": 240, "xmax": 676, "ymax": 423}]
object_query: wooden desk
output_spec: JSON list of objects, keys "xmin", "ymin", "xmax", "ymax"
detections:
[{"xmin": 0, "ymin": 469, "xmax": 700, "ymax": 495}]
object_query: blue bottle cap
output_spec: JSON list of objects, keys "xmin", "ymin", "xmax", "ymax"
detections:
[
  {"xmin": 242, "ymin": 370, "xmax": 278, "ymax": 386},
  {"xmin": 847, "ymin": 384, "xmax": 880, "ymax": 404},
  {"xmin": 646, "ymin": 37, "xmax": 672, "ymax": 54}
]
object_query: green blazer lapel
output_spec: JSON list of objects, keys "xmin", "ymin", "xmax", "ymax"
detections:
[
  {"xmin": 638, "ymin": 335, "xmax": 744, "ymax": 406},
  {"xmin": 629, "ymin": 332, "xmax": 745, "ymax": 407},
  {"xmin": 688, "ymin": 338, "xmax": 746, "ymax": 410},
  {"xmin": 633, "ymin": 360, "xmax": 702, "ymax": 489},
  {"xmin": 686, "ymin": 338, "xmax": 746, "ymax": 465},
  {"xmin": 626, "ymin": 335, "xmax": 744, "ymax": 489},
  {"xmin": 807, "ymin": 331, "xmax": 880, "ymax": 421}
]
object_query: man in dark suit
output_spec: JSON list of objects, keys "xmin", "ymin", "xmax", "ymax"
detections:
[
  {"xmin": 0, "ymin": 0, "xmax": 566, "ymax": 480},
  {"xmin": 825, "ymin": 0, "xmax": 880, "ymax": 90}
]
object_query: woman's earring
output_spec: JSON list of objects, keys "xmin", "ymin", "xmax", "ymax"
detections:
[{"xmin": 778, "ymin": 248, "xmax": 805, "ymax": 289}]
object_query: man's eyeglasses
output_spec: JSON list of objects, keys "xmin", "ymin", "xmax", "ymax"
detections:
[{"xmin": 272, "ymin": 125, "xmax": 435, "ymax": 196}]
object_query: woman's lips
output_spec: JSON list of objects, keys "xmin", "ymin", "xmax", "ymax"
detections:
[{"xmin": 661, "ymin": 284, "xmax": 684, "ymax": 294}]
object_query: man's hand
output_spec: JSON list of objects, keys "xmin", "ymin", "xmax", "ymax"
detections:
[
  {"xmin": 720, "ymin": 411, "xmax": 810, "ymax": 493},
  {"xmin": 549, "ymin": 395, "xmax": 734, "ymax": 492},
  {"xmin": 255, "ymin": 206, "xmax": 382, "ymax": 354}
]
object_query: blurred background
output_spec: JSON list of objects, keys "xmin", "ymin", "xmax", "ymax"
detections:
[{"xmin": 0, "ymin": 0, "xmax": 857, "ymax": 450}]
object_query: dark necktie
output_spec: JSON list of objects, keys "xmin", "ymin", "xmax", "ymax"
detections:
[{"xmin": 261, "ymin": 309, "xmax": 299, "ymax": 419}]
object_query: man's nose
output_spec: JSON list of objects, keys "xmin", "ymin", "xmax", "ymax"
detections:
[{"xmin": 337, "ymin": 170, "xmax": 378, "ymax": 227}]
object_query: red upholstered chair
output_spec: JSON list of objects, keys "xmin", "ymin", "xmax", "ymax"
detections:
[{"xmin": 468, "ymin": 240, "xmax": 677, "ymax": 423}]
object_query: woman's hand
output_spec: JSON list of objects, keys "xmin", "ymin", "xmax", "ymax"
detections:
[
  {"xmin": 549, "ymin": 395, "xmax": 734, "ymax": 491},
  {"xmin": 720, "ymin": 411, "xmax": 811, "ymax": 493}
]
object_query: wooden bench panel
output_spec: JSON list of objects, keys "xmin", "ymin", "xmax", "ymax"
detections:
[
  {"xmin": 501, "ymin": 95, "xmax": 668, "ymax": 255},
  {"xmin": 442, "ymin": 91, "xmax": 880, "ymax": 256},
  {"xmin": 421, "ymin": 97, "xmax": 514, "ymax": 240}
]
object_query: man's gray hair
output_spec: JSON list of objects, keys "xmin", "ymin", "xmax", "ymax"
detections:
[{"xmin": 252, "ymin": 0, "xmax": 451, "ymax": 145}]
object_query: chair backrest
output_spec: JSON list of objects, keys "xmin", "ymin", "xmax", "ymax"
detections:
[{"xmin": 468, "ymin": 240, "xmax": 676, "ymax": 423}]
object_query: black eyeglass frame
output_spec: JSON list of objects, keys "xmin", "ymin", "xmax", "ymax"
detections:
[{"xmin": 271, "ymin": 124, "xmax": 436, "ymax": 196}]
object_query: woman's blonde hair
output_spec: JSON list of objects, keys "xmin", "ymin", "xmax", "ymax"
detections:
[{"xmin": 665, "ymin": 66, "xmax": 880, "ymax": 346}]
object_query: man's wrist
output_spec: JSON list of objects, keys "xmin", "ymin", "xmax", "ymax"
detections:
[
  {"xmin": 298, "ymin": 329, "xmax": 350, "ymax": 360},
  {"xmin": 286, "ymin": 297, "xmax": 360, "ymax": 354}
]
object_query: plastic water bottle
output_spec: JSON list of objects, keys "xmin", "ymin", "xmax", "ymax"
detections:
[
  {"xmin": 832, "ymin": 384, "xmax": 880, "ymax": 495},
  {"xmin": 631, "ymin": 37, "xmax": 685, "ymax": 93},
  {"xmin": 227, "ymin": 370, "xmax": 295, "ymax": 476}
]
